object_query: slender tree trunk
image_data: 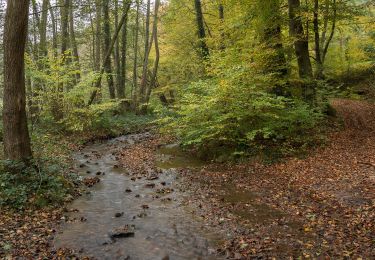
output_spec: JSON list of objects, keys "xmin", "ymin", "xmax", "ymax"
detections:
[
  {"xmin": 288, "ymin": 0, "xmax": 313, "ymax": 79},
  {"xmin": 218, "ymin": 3, "xmax": 225, "ymax": 51},
  {"xmin": 95, "ymin": 0, "xmax": 101, "ymax": 71},
  {"xmin": 49, "ymin": 2, "xmax": 58, "ymax": 57},
  {"xmin": 69, "ymin": 0, "xmax": 81, "ymax": 82},
  {"xmin": 87, "ymin": 0, "xmax": 96, "ymax": 69},
  {"xmin": 114, "ymin": 0, "xmax": 123, "ymax": 98},
  {"xmin": 120, "ymin": 0, "xmax": 131, "ymax": 99},
  {"xmin": 145, "ymin": 0, "xmax": 160, "ymax": 106},
  {"xmin": 103, "ymin": 0, "xmax": 116, "ymax": 99},
  {"xmin": 194, "ymin": 0, "xmax": 209, "ymax": 58},
  {"xmin": 138, "ymin": 0, "xmax": 151, "ymax": 106},
  {"xmin": 3, "ymin": 0, "xmax": 32, "ymax": 161},
  {"xmin": 88, "ymin": 4, "xmax": 132, "ymax": 105},
  {"xmin": 322, "ymin": 0, "xmax": 336, "ymax": 63},
  {"xmin": 313, "ymin": 0, "xmax": 324, "ymax": 79},
  {"xmin": 132, "ymin": 0, "xmax": 140, "ymax": 106},
  {"xmin": 320, "ymin": 0, "xmax": 329, "ymax": 50}
]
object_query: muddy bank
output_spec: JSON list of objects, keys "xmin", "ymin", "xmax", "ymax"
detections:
[{"xmin": 53, "ymin": 133, "xmax": 223, "ymax": 259}]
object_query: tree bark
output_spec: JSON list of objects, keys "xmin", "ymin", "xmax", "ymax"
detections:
[
  {"xmin": 114, "ymin": 0, "xmax": 123, "ymax": 98},
  {"xmin": 218, "ymin": 3, "xmax": 225, "ymax": 51},
  {"xmin": 138, "ymin": 0, "xmax": 151, "ymax": 106},
  {"xmin": 3, "ymin": 0, "xmax": 32, "ymax": 161},
  {"xmin": 132, "ymin": 0, "xmax": 140, "ymax": 105},
  {"xmin": 69, "ymin": 0, "xmax": 81, "ymax": 82},
  {"xmin": 95, "ymin": 0, "xmax": 101, "ymax": 71},
  {"xmin": 322, "ymin": 0, "xmax": 336, "ymax": 63},
  {"xmin": 288, "ymin": 0, "xmax": 313, "ymax": 79},
  {"xmin": 120, "ymin": 0, "xmax": 131, "ymax": 99},
  {"xmin": 49, "ymin": 1, "xmax": 58, "ymax": 57},
  {"xmin": 103, "ymin": 0, "xmax": 116, "ymax": 99},
  {"xmin": 40, "ymin": 0, "xmax": 49, "ymax": 57},
  {"xmin": 145, "ymin": 0, "xmax": 161, "ymax": 106},
  {"xmin": 88, "ymin": 4, "xmax": 132, "ymax": 105},
  {"xmin": 313, "ymin": 0, "xmax": 324, "ymax": 79},
  {"xmin": 60, "ymin": 0, "xmax": 70, "ymax": 55},
  {"xmin": 258, "ymin": 0, "xmax": 288, "ymax": 78},
  {"xmin": 194, "ymin": 0, "xmax": 209, "ymax": 58}
]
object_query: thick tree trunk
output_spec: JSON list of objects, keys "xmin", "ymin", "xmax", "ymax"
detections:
[
  {"xmin": 258, "ymin": 0, "xmax": 287, "ymax": 77},
  {"xmin": 60, "ymin": 0, "xmax": 70, "ymax": 55},
  {"xmin": 194, "ymin": 0, "xmax": 209, "ymax": 58},
  {"xmin": 3, "ymin": 0, "xmax": 32, "ymax": 161},
  {"xmin": 288, "ymin": 0, "xmax": 313, "ymax": 79},
  {"xmin": 103, "ymin": 0, "xmax": 116, "ymax": 99}
]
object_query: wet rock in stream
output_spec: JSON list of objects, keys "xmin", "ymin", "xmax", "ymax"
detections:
[
  {"xmin": 108, "ymin": 226, "xmax": 135, "ymax": 239},
  {"xmin": 115, "ymin": 212, "xmax": 124, "ymax": 218}
]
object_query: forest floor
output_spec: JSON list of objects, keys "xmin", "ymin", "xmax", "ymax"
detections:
[
  {"xmin": 180, "ymin": 99, "xmax": 375, "ymax": 258},
  {"xmin": 0, "ymin": 99, "xmax": 374, "ymax": 259},
  {"xmin": 117, "ymin": 99, "xmax": 375, "ymax": 259}
]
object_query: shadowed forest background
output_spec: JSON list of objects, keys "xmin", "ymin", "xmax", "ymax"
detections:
[{"xmin": 0, "ymin": 0, "xmax": 374, "ymax": 258}]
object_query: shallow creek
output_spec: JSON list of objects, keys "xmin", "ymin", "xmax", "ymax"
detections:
[{"xmin": 53, "ymin": 133, "xmax": 222, "ymax": 260}]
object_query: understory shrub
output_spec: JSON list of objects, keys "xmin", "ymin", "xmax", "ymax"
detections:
[
  {"xmin": 0, "ymin": 159, "xmax": 76, "ymax": 210},
  {"xmin": 160, "ymin": 48, "xmax": 324, "ymax": 159}
]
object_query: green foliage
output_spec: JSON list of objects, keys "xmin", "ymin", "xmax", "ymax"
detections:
[
  {"xmin": 160, "ymin": 47, "xmax": 323, "ymax": 159},
  {"xmin": 60, "ymin": 101, "xmax": 120, "ymax": 132},
  {"xmin": 0, "ymin": 159, "xmax": 75, "ymax": 210}
]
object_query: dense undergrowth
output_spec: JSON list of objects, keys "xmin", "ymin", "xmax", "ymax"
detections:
[{"xmin": 0, "ymin": 110, "xmax": 155, "ymax": 210}]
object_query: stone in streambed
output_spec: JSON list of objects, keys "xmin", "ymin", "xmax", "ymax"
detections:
[
  {"xmin": 115, "ymin": 212, "xmax": 124, "ymax": 218},
  {"xmin": 109, "ymin": 225, "xmax": 135, "ymax": 239}
]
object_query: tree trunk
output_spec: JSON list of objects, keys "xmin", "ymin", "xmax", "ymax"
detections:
[
  {"xmin": 69, "ymin": 0, "xmax": 81, "ymax": 82},
  {"xmin": 322, "ymin": 0, "xmax": 336, "ymax": 63},
  {"xmin": 103, "ymin": 0, "xmax": 116, "ymax": 99},
  {"xmin": 218, "ymin": 3, "xmax": 225, "ymax": 51},
  {"xmin": 132, "ymin": 0, "xmax": 140, "ymax": 106},
  {"xmin": 3, "ymin": 0, "xmax": 32, "ymax": 161},
  {"xmin": 95, "ymin": 0, "xmax": 101, "ymax": 71},
  {"xmin": 138, "ymin": 0, "xmax": 151, "ymax": 106},
  {"xmin": 144, "ymin": 0, "xmax": 161, "ymax": 107},
  {"xmin": 313, "ymin": 0, "xmax": 324, "ymax": 79},
  {"xmin": 194, "ymin": 0, "xmax": 209, "ymax": 58},
  {"xmin": 288, "ymin": 0, "xmax": 313, "ymax": 79},
  {"xmin": 88, "ymin": 4, "xmax": 132, "ymax": 105},
  {"xmin": 120, "ymin": 0, "xmax": 131, "ymax": 99},
  {"xmin": 49, "ymin": 1, "xmax": 58, "ymax": 57},
  {"xmin": 258, "ymin": 0, "xmax": 288, "ymax": 77},
  {"xmin": 40, "ymin": 0, "xmax": 49, "ymax": 57},
  {"xmin": 60, "ymin": 0, "xmax": 70, "ymax": 55},
  {"xmin": 114, "ymin": 0, "xmax": 123, "ymax": 98}
]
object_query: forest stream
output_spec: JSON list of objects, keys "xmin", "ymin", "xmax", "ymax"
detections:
[{"xmin": 53, "ymin": 133, "xmax": 222, "ymax": 260}]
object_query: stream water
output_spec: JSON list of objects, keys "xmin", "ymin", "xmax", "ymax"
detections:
[{"xmin": 53, "ymin": 134, "xmax": 221, "ymax": 260}]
